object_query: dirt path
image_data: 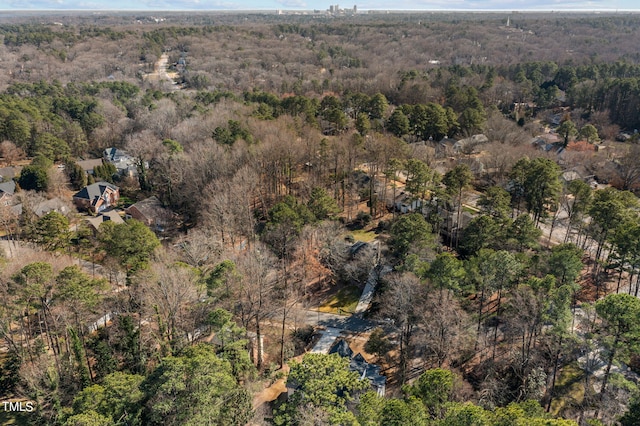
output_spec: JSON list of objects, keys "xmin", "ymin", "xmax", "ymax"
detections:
[
  {"xmin": 143, "ymin": 53, "xmax": 180, "ymax": 91},
  {"xmin": 252, "ymin": 377, "xmax": 287, "ymax": 410}
]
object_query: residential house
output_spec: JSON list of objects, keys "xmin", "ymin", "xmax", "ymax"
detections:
[
  {"xmin": 388, "ymin": 192, "xmax": 428, "ymax": 214},
  {"xmin": 0, "ymin": 167, "xmax": 18, "ymax": 181},
  {"xmin": 328, "ymin": 339, "xmax": 386, "ymax": 397},
  {"xmin": 561, "ymin": 163, "xmax": 596, "ymax": 185},
  {"xmin": 546, "ymin": 112, "xmax": 564, "ymax": 126},
  {"xmin": 531, "ymin": 137, "xmax": 549, "ymax": 151},
  {"xmin": 85, "ymin": 209, "xmax": 125, "ymax": 233},
  {"xmin": 532, "ymin": 133, "xmax": 562, "ymax": 152},
  {"xmin": 457, "ymin": 157, "xmax": 485, "ymax": 175},
  {"xmin": 395, "ymin": 195, "xmax": 424, "ymax": 214},
  {"xmin": 10, "ymin": 204, "xmax": 22, "ymax": 216},
  {"xmin": 453, "ymin": 134, "xmax": 489, "ymax": 154},
  {"xmin": 125, "ymin": 196, "xmax": 174, "ymax": 232},
  {"xmin": 33, "ymin": 198, "xmax": 71, "ymax": 217},
  {"xmin": 349, "ymin": 241, "xmax": 369, "ymax": 258},
  {"xmin": 77, "ymin": 159, "xmax": 105, "ymax": 176},
  {"xmin": 284, "ymin": 339, "xmax": 387, "ymax": 403},
  {"xmin": 11, "ymin": 197, "xmax": 72, "ymax": 219},
  {"xmin": 73, "ymin": 182, "xmax": 119, "ymax": 213},
  {"xmin": 103, "ymin": 147, "xmax": 138, "ymax": 177},
  {"xmin": 436, "ymin": 137, "xmax": 458, "ymax": 158},
  {"xmin": 437, "ymin": 204, "xmax": 475, "ymax": 241},
  {"xmin": 561, "ymin": 170, "xmax": 582, "ymax": 184},
  {"xmin": 616, "ymin": 132, "xmax": 633, "ymax": 142},
  {"xmin": 0, "ymin": 180, "xmax": 16, "ymax": 206},
  {"xmin": 103, "ymin": 147, "xmax": 126, "ymax": 162}
]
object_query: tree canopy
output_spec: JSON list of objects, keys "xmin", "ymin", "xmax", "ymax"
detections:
[
  {"xmin": 142, "ymin": 344, "xmax": 252, "ymax": 426},
  {"xmin": 275, "ymin": 353, "xmax": 368, "ymax": 425},
  {"xmin": 389, "ymin": 213, "xmax": 434, "ymax": 259},
  {"xmin": 98, "ymin": 219, "xmax": 160, "ymax": 280}
]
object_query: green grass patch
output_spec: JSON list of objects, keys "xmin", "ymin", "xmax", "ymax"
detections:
[
  {"xmin": 550, "ymin": 362, "xmax": 585, "ymax": 416},
  {"xmin": 318, "ymin": 286, "xmax": 361, "ymax": 315},
  {"xmin": 462, "ymin": 205, "xmax": 480, "ymax": 214},
  {"xmin": 350, "ymin": 229, "xmax": 377, "ymax": 243}
]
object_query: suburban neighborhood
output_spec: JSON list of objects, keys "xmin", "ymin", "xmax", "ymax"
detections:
[{"xmin": 2, "ymin": 10, "xmax": 640, "ymax": 426}]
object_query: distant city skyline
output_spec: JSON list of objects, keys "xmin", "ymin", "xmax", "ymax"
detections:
[{"xmin": 1, "ymin": 0, "xmax": 639, "ymax": 12}]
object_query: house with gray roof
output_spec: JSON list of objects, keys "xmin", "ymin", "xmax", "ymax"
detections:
[
  {"xmin": 328, "ymin": 339, "xmax": 386, "ymax": 397},
  {"xmin": 11, "ymin": 197, "xmax": 72, "ymax": 219},
  {"xmin": 0, "ymin": 167, "xmax": 18, "ymax": 181},
  {"xmin": 73, "ymin": 182, "xmax": 119, "ymax": 213},
  {"xmin": 85, "ymin": 209, "xmax": 125, "ymax": 233},
  {"xmin": 0, "ymin": 180, "xmax": 16, "ymax": 206},
  {"xmin": 436, "ymin": 137, "xmax": 458, "ymax": 158},
  {"xmin": 33, "ymin": 198, "xmax": 71, "ymax": 217},
  {"xmin": 389, "ymin": 192, "xmax": 428, "ymax": 215},
  {"xmin": 285, "ymin": 339, "xmax": 387, "ymax": 405},
  {"xmin": 77, "ymin": 159, "xmax": 105, "ymax": 175},
  {"xmin": 103, "ymin": 147, "xmax": 139, "ymax": 177},
  {"xmin": 453, "ymin": 134, "xmax": 489, "ymax": 154}
]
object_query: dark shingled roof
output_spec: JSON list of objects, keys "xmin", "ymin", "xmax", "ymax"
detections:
[
  {"xmin": 329, "ymin": 339, "xmax": 354, "ymax": 358},
  {"xmin": 73, "ymin": 182, "xmax": 118, "ymax": 202},
  {"xmin": 328, "ymin": 339, "xmax": 387, "ymax": 391}
]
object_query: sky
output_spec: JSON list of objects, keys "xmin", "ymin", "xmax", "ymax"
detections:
[{"xmin": 0, "ymin": 0, "xmax": 638, "ymax": 12}]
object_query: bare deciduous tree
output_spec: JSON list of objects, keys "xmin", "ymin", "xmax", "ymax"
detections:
[
  {"xmin": 201, "ymin": 165, "xmax": 258, "ymax": 248},
  {"xmin": 611, "ymin": 144, "xmax": 640, "ymax": 191},
  {"xmin": 92, "ymin": 99, "xmax": 132, "ymax": 150},
  {"xmin": 381, "ymin": 272, "xmax": 425, "ymax": 384},
  {"xmin": 418, "ymin": 293, "xmax": 474, "ymax": 368},
  {"xmin": 176, "ymin": 227, "xmax": 223, "ymax": 271},
  {"xmin": 0, "ymin": 140, "xmax": 26, "ymax": 166},
  {"xmin": 484, "ymin": 110, "xmax": 530, "ymax": 146},
  {"xmin": 482, "ymin": 142, "xmax": 532, "ymax": 185},
  {"xmin": 235, "ymin": 245, "xmax": 277, "ymax": 369},
  {"xmin": 139, "ymin": 253, "xmax": 201, "ymax": 353},
  {"xmin": 46, "ymin": 168, "xmax": 70, "ymax": 198}
]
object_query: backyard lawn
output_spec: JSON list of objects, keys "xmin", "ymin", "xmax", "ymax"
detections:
[
  {"xmin": 349, "ymin": 229, "xmax": 377, "ymax": 243},
  {"xmin": 318, "ymin": 285, "xmax": 362, "ymax": 315},
  {"xmin": 550, "ymin": 363, "xmax": 585, "ymax": 416}
]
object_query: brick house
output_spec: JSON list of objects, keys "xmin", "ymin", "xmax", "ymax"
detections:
[{"xmin": 73, "ymin": 182, "xmax": 119, "ymax": 213}]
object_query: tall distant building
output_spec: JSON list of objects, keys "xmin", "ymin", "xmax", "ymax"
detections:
[{"xmin": 353, "ymin": 5, "xmax": 357, "ymax": 13}]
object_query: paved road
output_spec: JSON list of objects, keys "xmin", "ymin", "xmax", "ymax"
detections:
[
  {"xmin": 307, "ymin": 248, "xmax": 397, "ymax": 355},
  {"xmin": 354, "ymin": 270, "xmax": 377, "ymax": 314},
  {"xmin": 305, "ymin": 262, "xmax": 385, "ymax": 353},
  {"xmin": 306, "ymin": 312, "xmax": 378, "ymax": 354},
  {"xmin": 304, "ymin": 261, "xmax": 383, "ymax": 353},
  {"xmin": 303, "ymin": 309, "xmax": 377, "ymax": 333},
  {"xmin": 310, "ymin": 327, "xmax": 344, "ymax": 354}
]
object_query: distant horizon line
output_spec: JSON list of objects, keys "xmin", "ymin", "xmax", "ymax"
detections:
[{"xmin": 1, "ymin": 8, "xmax": 639, "ymax": 13}]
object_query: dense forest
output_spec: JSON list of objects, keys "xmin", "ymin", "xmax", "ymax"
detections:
[{"xmin": 1, "ymin": 11, "xmax": 640, "ymax": 426}]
